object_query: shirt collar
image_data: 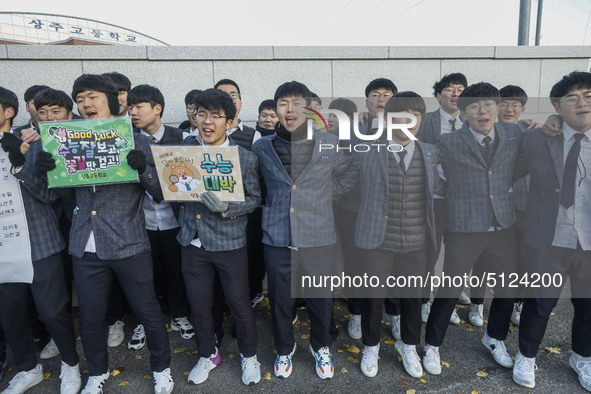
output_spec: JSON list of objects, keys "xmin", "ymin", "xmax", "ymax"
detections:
[
  {"xmin": 140, "ymin": 123, "xmax": 165, "ymax": 142},
  {"xmin": 562, "ymin": 122, "xmax": 590, "ymax": 143},
  {"xmin": 469, "ymin": 125, "xmax": 496, "ymax": 145},
  {"xmin": 439, "ymin": 107, "xmax": 460, "ymax": 122},
  {"xmin": 228, "ymin": 120, "xmax": 243, "ymax": 136}
]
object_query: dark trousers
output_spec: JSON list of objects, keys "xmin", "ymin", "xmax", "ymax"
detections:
[
  {"xmin": 73, "ymin": 252, "xmax": 170, "ymax": 375},
  {"xmin": 340, "ymin": 210, "xmax": 362, "ymax": 315},
  {"xmin": 361, "ymin": 248, "xmax": 426, "ymax": 346},
  {"xmin": 31, "ymin": 253, "xmax": 79, "ymax": 366},
  {"xmin": 105, "ymin": 279, "xmax": 127, "ymax": 326},
  {"xmin": 247, "ymin": 208, "xmax": 266, "ymax": 297},
  {"xmin": 423, "ymin": 198, "xmax": 446, "ymax": 303},
  {"xmin": 148, "ymin": 228, "xmax": 189, "ymax": 318},
  {"xmin": 265, "ymin": 245, "xmax": 333, "ymax": 354},
  {"xmin": 0, "ymin": 283, "xmax": 37, "ymax": 372},
  {"xmin": 181, "ymin": 245, "xmax": 256, "ymax": 357},
  {"xmin": 426, "ymin": 230, "xmax": 517, "ymax": 347},
  {"xmin": 519, "ymin": 245, "xmax": 591, "ymax": 358}
]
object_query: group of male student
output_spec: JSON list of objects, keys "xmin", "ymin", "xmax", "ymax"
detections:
[{"xmin": 0, "ymin": 68, "xmax": 589, "ymax": 394}]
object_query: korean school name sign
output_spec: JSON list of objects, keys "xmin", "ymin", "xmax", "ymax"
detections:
[
  {"xmin": 151, "ymin": 145, "xmax": 244, "ymax": 202},
  {"xmin": 40, "ymin": 118, "xmax": 139, "ymax": 188}
]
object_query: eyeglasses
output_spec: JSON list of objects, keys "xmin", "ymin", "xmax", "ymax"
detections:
[
  {"xmin": 441, "ymin": 87, "xmax": 464, "ymax": 95},
  {"xmin": 196, "ymin": 112, "xmax": 227, "ymax": 122},
  {"xmin": 499, "ymin": 102, "xmax": 523, "ymax": 111},
  {"xmin": 368, "ymin": 91, "xmax": 393, "ymax": 100},
  {"xmin": 229, "ymin": 93, "xmax": 241, "ymax": 100},
  {"xmin": 186, "ymin": 105, "xmax": 197, "ymax": 113},
  {"xmin": 562, "ymin": 91, "xmax": 591, "ymax": 107},
  {"xmin": 464, "ymin": 101, "xmax": 497, "ymax": 114}
]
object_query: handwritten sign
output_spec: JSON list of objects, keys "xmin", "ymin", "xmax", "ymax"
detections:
[
  {"xmin": 40, "ymin": 118, "xmax": 139, "ymax": 187},
  {"xmin": 151, "ymin": 145, "xmax": 244, "ymax": 202}
]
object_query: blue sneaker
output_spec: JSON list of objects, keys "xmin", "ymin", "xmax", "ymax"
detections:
[
  {"xmin": 274, "ymin": 343, "xmax": 296, "ymax": 378},
  {"xmin": 310, "ymin": 345, "xmax": 334, "ymax": 379}
]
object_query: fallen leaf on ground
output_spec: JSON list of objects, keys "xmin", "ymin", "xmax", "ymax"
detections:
[
  {"xmin": 348, "ymin": 346, "xmax": 360, "ymax": 354},
  {"xmin": 229, "ymin": 354, "xmax": 235, "ymax": 359},
  {"xmin": 346, "ymin": 356, "xmax": 360, "ymax": 364},
  {"xmin": 118, "ymin": 381, "xmax": 129, "ymax": 390},
  {"xmin": 183, "ymin": 371, "xmax": 189, "ymax": 376},
  {"xmin": 301, "ymin": 334, "xmax": 310, "ymax": 339},
  {"xmin": 83, "ymin": 370, "xmax": 89, "ymax": 374},
  {"xmin": 384, "ymin": 340, "xmax": 395, "ymax": 345},
  {"xmin": 441, "ymin": 361, "xmax": 450, "ymax": 368},
  {"xmin": 419, "ymin": 378, "xmax": 427, "ymax": 384},
  {"xmin": 545, "ymin": 347, "xmax": 561, "ymax": 354},
  {"xmin": 173, "ymin": 347, "xmax": 188, "ymax": 354},
  {"xmin": 406, "ymin": 390, "xmax": 416, "ymax": 394},
  {"xmin": 341, "ymin": 367, "xmax": 348, "ymax": 373},
  {"xmin": 399, "ymin": 380, "xmax": 409, "ymax": 386},
  {"xmin": 135, "ymin": 355, "xmax": 142, "ymax": 360},
  {"xmin": 263, "ymin": 372, "xmax": 271, "ymax": 380},
  {"xmin": 144, "ymin": 374, "xmax": 151, "ymax": 379},
  {"xmin": 472, "ymin": 391, "xmax": 479, "ymax": 394},
  {"xmin": 44, "ymin": 371, "xmax": 51, "ymax": 379},
  {"xmin": 476, "ymin": 370, "xmax": 488, "ymax": 377},
  {"xmin": 398, "ymin": 356, "xmax": 403, "ymax": 362}
]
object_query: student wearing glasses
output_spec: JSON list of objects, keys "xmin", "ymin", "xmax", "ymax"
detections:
[
  {"xmin": 215, "ymin": 79, "xmax": 260, "ymax": 149},
  {"xmin": 423, "ymin": 82, "xmax": 524, "ymax": 376}
]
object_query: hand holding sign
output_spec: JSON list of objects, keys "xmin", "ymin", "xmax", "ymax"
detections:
[
  {"xmin": 201, "ymin": 191, "xmax": 229, "ymax": 213},
  {"xmin": 0, "ymin": 132, "xmax": 26, "ymax": 167},
  {"xmin": 127, "ymin": 149, "xmax": 146, "ymax": 174},
  {"xmin": 36, "ymin": 151, "xmax": 56, "ymax": 173}
]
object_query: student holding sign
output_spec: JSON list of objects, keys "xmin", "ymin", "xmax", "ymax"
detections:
[
  {"xmin": 36, "ymin": 74, "xmax": 174, "ymax": 394},
  {"xmin": 176, "ymin": 88, "xmax": 262, "ymax": 386},
  {"xmin": 0, "ymin": 86, "xmax": 81, "ymax": 394}
]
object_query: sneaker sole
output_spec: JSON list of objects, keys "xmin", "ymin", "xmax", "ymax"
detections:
[
  {"xmin": 21, "ymin": 370, "xmax": 44, "ymax": 392},
  {"xmin": 188, "ymin": 363, "xmax": 218, "ymax": 385},
  {"xmin": 513, "ymin": 373, "xmax": 535, "ymax": 388},
  {"xmin": 274, "ymin": 343, "xmax": 297, "ymax": 378},
  {"xmin": 107, "ymin": 339, "xmax": 124, "ymax": 348},
  {"xmin": 128, "ymin": 341, "xmax": 146, "ymax": 350}
]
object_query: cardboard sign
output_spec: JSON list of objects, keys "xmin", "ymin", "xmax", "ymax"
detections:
[
  {"xmin": 40, "ymin": 118, "xmax": 139, "ymax": 187},
  {"xmin": 151, "ymin": 145, "xmax": 244, "ymax": 202}
]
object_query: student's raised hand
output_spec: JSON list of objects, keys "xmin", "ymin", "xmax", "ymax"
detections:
[
  {"xmin": 36, "ymin": 151, "xmax": 56, "ymax": 173},
  {"xmin": 358, "ymin": 112, "xmax": 369, "ymax": 125},
  {"xmin": 20, "ymin": 128, "xmax": 41, "ymax": 143},
  {"xmin": 519, "ymin": 118, "xmax": 542, "ymax": 130},
  {"xmin": 200, "ymin": 191, "xmax": 229, "ymax": 214},
  {"xmin": 127, "ymin": 149, "xmax": 146, "ymax": 174},
  {"xmin": 541, "ymin": 114, "xmax": 563, "ymax": 137},
  {"xmin": 0, "ymin": 132, "xmax": 26, "ymax": 167}
]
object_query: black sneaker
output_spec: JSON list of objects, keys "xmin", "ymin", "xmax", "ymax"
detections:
[
  {"xmin": 251, "ymin": 293, "xmax": 264, "ymax": 309},
  {"xmin": 296, "ymin": 298, "xmax": 307, "ymax": 310}
]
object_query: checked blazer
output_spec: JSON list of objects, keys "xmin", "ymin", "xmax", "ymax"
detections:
[
  {"xmin": 68, "ymin": 132, "xmax": 163, "ymax": 260},
  {"xmin": 252, "ymin": 131, "xmax": 357, "ymax": 248},
  {"xmin": 354, "ymin": 141, "xmax": 441, "ymax": 251},
  {"xmin": 10, "ymin": 136, "xmax": 66, "ymax": 262},
  {"xmin": 416, "ymin": 110, "xmax": 442, "ymax": 144},
  {"xmin": 176, "ymin": 138, "xmax": 261, "ymax": 251},
  {"xmin": 438, "ymin": 123, "xmax": 524, "ymax": 233}
]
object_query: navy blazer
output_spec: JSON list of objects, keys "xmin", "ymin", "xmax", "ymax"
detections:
[
  {"xmin": 438, "ymin": 123, "xmax": 524, "ymax": 233},
  {"xmin": 354, "ymin": 141, "xmax": 440, "ymax": 251},
  {"xmin": 176, "ymin": 138, "xmax": 261, "ymax": 251}
]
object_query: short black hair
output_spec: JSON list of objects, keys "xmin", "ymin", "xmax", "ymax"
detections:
[
  {"xmin": 101, "ymin": 72, "xmax": 132, "ymax": 92},
  {"xmin": 457, "ymin": 82, "xmax": 500, "ymax": 112},
  {"xmin": 432, "ymin": 73, "xmax": 468, "ymax": 97},
  {"xmin": 127, "ymin": 84, "xmax": 166, "ymax": 117},
  {"xmin": 71, "ymin": 74, "xmax": 120, "ymax": 116},
  {"xmin": 310, "ymin": 92, "xmax": 322, "ymax": 106},
  {"xmin": 385, "ymin": 91, "xmax": 426, "ymax": 115},
  {"xmin": 274, "ymin": 81, "xmax": 311, "ymax": 105},
  {"xmin": 33, "ymin": 88, "xmax": 73, "ymax": 113},
  {"xmin": 24, "ymin": 85, "xmax": 50, "ymax": 103},
  {"xmin": 500, "ymin": 85, "xmax": 528, "ymax": 106},
  {"xmin": 258, "ymin": 99, "xmax": 276, "ymax": 114},
  {"xmin": 329, "ymin": 98, "xmax": 357, "ymax": 118},
  {"xmin": 192, "ymin": 88, "xmax": 237, "ymax": 121},
  {"xmin": 214, "ymin": 79, "xmax": 240, "ymax": 95},
  {"xmin": 0, "ymin": 86, "xmax": 19, "ymax": 127},
  {"xmin": 550, "ymin": 71, "xmax": 591, "ymax": 105},
  {"xmin": 364, "ymin": 78, "xmax": 398, "ymax": 98},
  {"xmin": 184, "ymin": 89, "xmax": 202, "ymax": 106}
]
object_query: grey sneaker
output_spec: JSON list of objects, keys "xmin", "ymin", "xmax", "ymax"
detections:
[
  {"xmin": 2, "ymin": 364, "xmax": 43, "ymax": 394},
  {"xmin": 360, "ymin": 344, "xmax": 379, "ymax": 378},
  {"xmin": 423, "ymin": 344, "xmax": 441, "ymax": 375},
  {"xmin": 241, "ymin": 354, "xmax": 261, "ymax": 385},
  {"xmin": 40, "ymin": 338, "xmax": 60, "ymax": 359},
  {"xmin": 513, "ymin": 352, "xmax": 536, "ymax": 388},
  {"xmin": 396, "ymin": 341, "xmax": 423, "ymax": 378},
  {"xmin": 107, "ymin": 320, "xmax": 125, "ymax": 347},
  {"xmin": 347, "ymin": 314, "xmax": 362, "ymax": 340},
  {"xmin": 153, "ymin": 367, "xmax": 174, "ymax": 394},
  {"xmin": 570, "ymin": 352, "xmax": 591, "ymax": 392},
  {"xmin": 482, "ymin": 332, "xmax": 513, "ymax": 368}
]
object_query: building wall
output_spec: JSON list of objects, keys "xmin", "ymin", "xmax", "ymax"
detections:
[{"xmin": 1, "ymin": 45, "xmax": 589, "ymax": 127}]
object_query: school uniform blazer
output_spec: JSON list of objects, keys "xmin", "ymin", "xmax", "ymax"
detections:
[
  {"xmin": 176, "ymin": 138, "xmax": 260, "ymax": 251},
  {"xmin": 252, "ymin": 131, "xmax": 357, "ymax": 248},
  {"xmin": 11, "ymin": 137, "xmax": 66, "ymax": 262},
  {"xmin": 354, "ymin": 141, "xmax": 440, "ymax": 251},
  {"xmin": 520, "ymin": 129, "xmax": 571, "ymax": 252},
  {"xmin": 437, "ymin": 123, "xmax": 524, "ymax": 233},
  {"xmin": 69, "ymin": 132, "xmax": 163, "ymax": 259},
  {"xmin": 416, "ymin": 110, "xmax": 442, "ymax": 144}
]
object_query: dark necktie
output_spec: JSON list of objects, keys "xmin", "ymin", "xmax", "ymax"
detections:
[
  {"xmin": 150, "ymin": 136, "xmax": 157, "ymax": 144},
  {"xmin": 482, "ymin": 136, "xmax": 493, "ymax": 167},
  {"xmin": 398, "ymin": 150, "xmax": 407, "ymax": 174},
  {"xmin": 561, "ymin": 133, "xmax": 585, "ymax": 209},
  {"xmin": 449, "ymin": 118, "xmax": 457, "ymax": 131}
]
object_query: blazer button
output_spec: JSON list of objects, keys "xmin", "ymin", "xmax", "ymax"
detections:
[
  {"xmin": 91, "ymin": 210, "xmax": 97, "ymax": 215},
  {"xmin": 148, "ymin": 174, "xmax": 153, "ymax": 178},
  {"xmin": 490, "ymin": 194, "xmax": 494, "ymax": 199},
  {"xmin": 384, "ymin": 216, "xmax": 388, "ymax": 219},
  {"xmin": 290, "ymin": 208, "xmax": 295, "ymax": 213},
  {"xmin": 292, "ymin": 185, "xmax": 297, "ymax": 190},
  {"xmin": 555, "ymin": 188, "xmax": 560, "ymax": 193},
  {"xmin": 197, "ymin": 214, "xmax": 201, "ymax": 219},
  {"xmin": 488, "ymin": 170, "xmax": 492, "ymax": 175}
]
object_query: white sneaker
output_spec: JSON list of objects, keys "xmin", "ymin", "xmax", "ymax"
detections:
[
  {"xmin": 60, "ymin": 362, "xmax": 81, "ymax": 394},
  {"xmin": 423, "ymin": 344, "xmax": 441, "ymax": 375},
  {"xmin": 449, "ymin": 308, "xmax": 461, "ymax": 325},
  {"xmin": 241, "ymin": 354, "xmax": 261, "ymax": 385},
  {"xmin": 570, "ymin": 352, "xmax": 591, "ymax": 392},
  {"xmin": 107, "ymin": 320, "xmax": 125, "ymax": 347},
  {"xmin": 128, "ymin": 324, "xmax": 146, "ymax": 350},
  {"xmin": 40, "ymin": 338, "xmax": 60, "ymax": 359},
  {"xmin": 513, "ymin": 352, "xmax": 536, "ymax": 388},
  {"xmin": 511, "ymin": 301, "xmax": 523, "ymax": 326},
  {"xmin": 458, "ymin": 291, "xmax": 472, "ymax": 305},
  {"xmin": 80, "ymin": 370, "xmax": 109, "ymax": 394},
  {"xmin": 360, "ymin": 344, "xmax": 379, "ymax": 378},
  {"xmin": 2, "ymin": 364, "xmax": 43, "ymax": 394},
  {"xmin": 274, "ymin": 343, "xmax": 296, "ymax": 378},
  {"xmin": 482, "ymin": 332, "xmax": 513, "ymax": 367},
  {"xmin": 386, "ymin": 314, "xmax": 401, "ymax": 341},
  {"xmin": 396, "ymin": 341, "xmax": 423, "ymax": 378},
  {"xmin": 421, "ymin": 301, "xmax": 431, "ymax": 324},
  {"xmin": 171, "ymin": 316, "xmax": 195, "ymax": 339},
  {"xmin": 153, "ymin": 367, "xmax": 174, "ymax": 394},
  {"xmin": 188, "ymin": 348, "xmax": 221, "ymax": 384},
  {"xmin": 469, "ymin": 304, "xmax": 484, "ymax": 327},
  {"xmin": 309, "ymin": 345, "xmax": 334, "ymax": 379},
  {"xmin": 347, "ymin": 314, "xmax": 362, "ymax": 340}
]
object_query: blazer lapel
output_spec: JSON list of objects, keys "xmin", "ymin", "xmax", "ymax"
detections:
[
  {"xmin": 459, "ymin": 128, "xmax": 487, "ymax": 168},
  {"xmin": 417, "ymin": 142, "xmax": 434, "ymax": 197},
  {"xmin": 266, "ymin": 136, "xmax": 291, "ymax": 182},
  {"xmin": 489, "ymin": 125, "xmax": 506, "ymax": 168},
  {"xmin": 546, "ymin": 135, "xmax": 564, "ymax": 185}
]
